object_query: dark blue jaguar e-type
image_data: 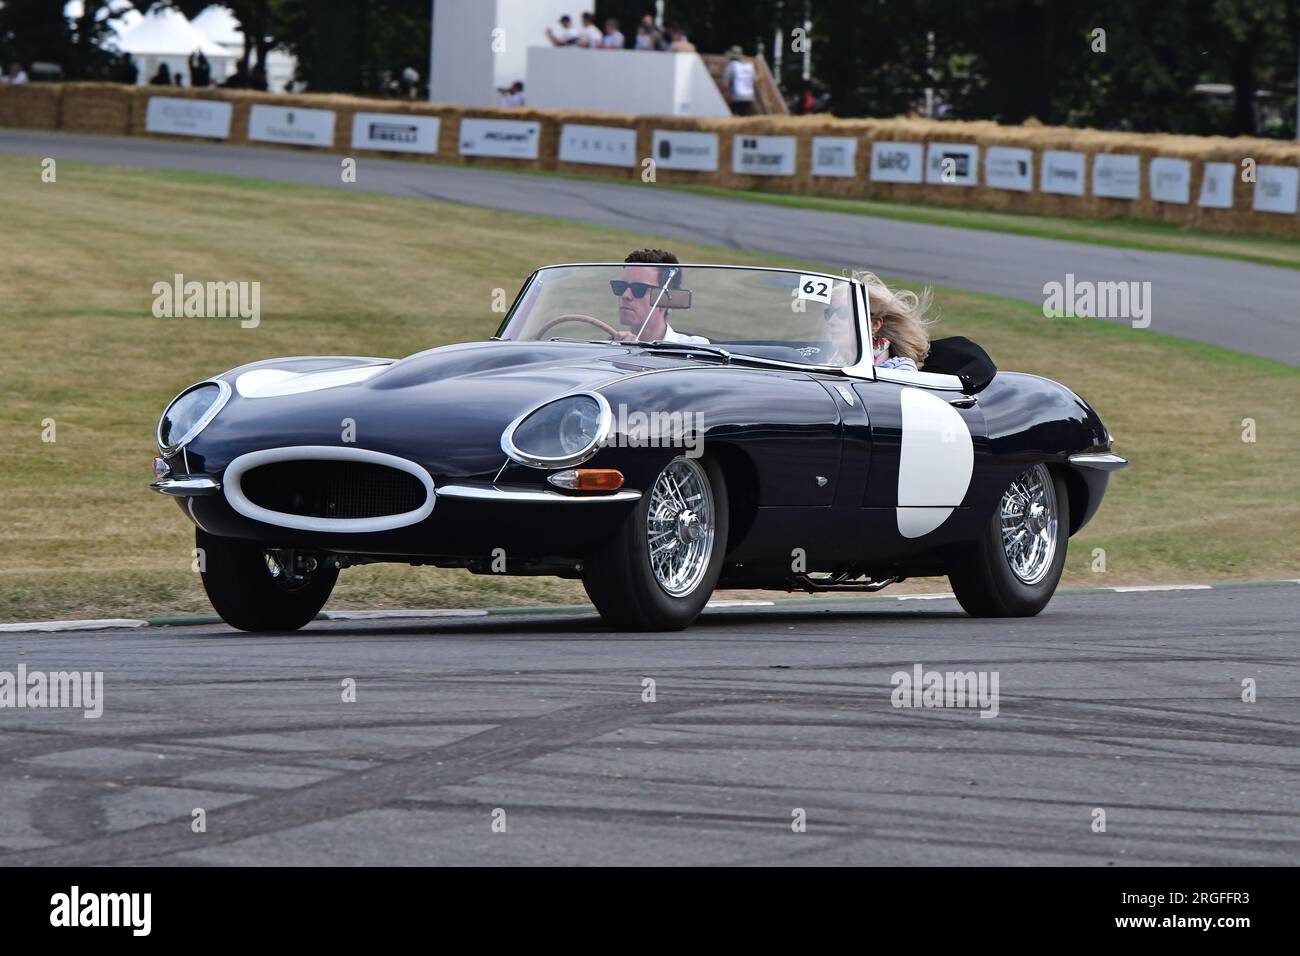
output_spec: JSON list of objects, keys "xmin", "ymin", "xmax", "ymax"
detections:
[{"xmin": 151, "ymin": 262, "xmax": 1126, "ymax": 631}]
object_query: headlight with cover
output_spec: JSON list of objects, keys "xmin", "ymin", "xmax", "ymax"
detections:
[
  {"xmin": 502, "ymin": 393, "xmax": 611, "ymax": 468},
  {"xmin": 157, "ymin": 381, "xmax": 230, "ymax": 454}
]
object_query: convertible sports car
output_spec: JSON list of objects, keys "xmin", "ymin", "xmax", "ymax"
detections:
[{"xmin": 151, "ymin": 262, "xmax": 1126, "ymax": 632}]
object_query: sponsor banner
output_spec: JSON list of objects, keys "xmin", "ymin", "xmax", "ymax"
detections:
[
  {"xmin": 984, "ymin": 146, "xmax": 1033, "ymax": 192},
  {"xmin": 925, "ymin": 142, "xmax": 979, "ymax": 186},
  {"xmin": 1197, "ymin": 161, "xmax": 1235, "ymax": 208},
  {"xmin": 351, "ymin": 112, "xmax": 440, "ymax": 154},
  {"xmin": 1092, "ymin": 153, "xmax": 1141, "ymax": 199},
  {"xmin": 1040, "ymin": 150, "xmax": 1087, "ymax": 196},
  {"xmin": 869, "ymin": 141, "xmax": 923, "ymax": 183},
  {"xmin": 1148, "ymin": 157, "xmax": 1191, "ymax": 204},
  {"xmin": 732, "ymin": 135, "xmax": 797, "ymax": 176},
  {"xmin": 459, "ymin": 118, "xmax": 541, "ymax": 159},
  {"xmin": 248, "ymin": 105, "xmax": 336, "ymax": 147},
  {"xmin": 145, "ymin": 97, "xmax": 232, "ymax": 139},
  {"xmin": 559, "ymin": 124, "xmax": 637, "ymax": 168},
  {"xmin": 1252, "ymin": 165, "xmax": 1300, "ymax": 215},
  {"xmin": 811, "ymin": 136, "xmax": 858, "ymax": 178},
  {"xmin": 652, "ymin": 129, "xmax": 719, "ymax": 171}
]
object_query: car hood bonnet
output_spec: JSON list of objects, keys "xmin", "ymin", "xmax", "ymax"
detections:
[{"xmin": 192, "ymin": 341, "xmax": 671, "ymax": 478}]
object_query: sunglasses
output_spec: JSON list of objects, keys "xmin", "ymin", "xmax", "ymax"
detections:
[
  {"xmin": 822, "ymin": 306, "xmax": 852, "ymax": 323},
  {"xmin": 610, "ymin": 280, "xmax": 659, "ymax": 299}
]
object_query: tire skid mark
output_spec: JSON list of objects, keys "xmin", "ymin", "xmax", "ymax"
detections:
[{"xmin": 0, "ymin": 698, "xmax": 703, "ymax": 866}]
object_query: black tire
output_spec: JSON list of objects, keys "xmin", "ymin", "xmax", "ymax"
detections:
[
  {"xmin": 582, "ymin": 455, "xmax": 729, "ymax": 631},
  {"xmin": 948, "ymin": 465, "xmax": 1069, "ymax": 618},
  {"xmin": 197, "ymin": 528, "xmax": 338, "ymax": 632}
]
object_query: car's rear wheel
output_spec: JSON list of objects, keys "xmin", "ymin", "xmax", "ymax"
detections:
[
  {"xmin": 948, "ymin": 463, "xmax": 1069, "ymax": 617},
  {"xmin": 582, "ymin": 455, "xmax": 728, "ymax": 631},
  {"xmin": 197, "ymin": 528, "xmax": 338, "ymax": 632}
]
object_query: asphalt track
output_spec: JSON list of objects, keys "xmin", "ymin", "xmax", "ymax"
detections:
[
  {"xmin": 0, "ymin": 585, "xmax": 1296, "ymax": 865},
  {"xmin": 2, "ymin": 128, "xmax": 1298, "ymax": 365}
]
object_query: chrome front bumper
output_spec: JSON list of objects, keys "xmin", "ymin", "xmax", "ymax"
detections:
[
  {"xmin": 151, "ymin": 476, "xmax": 221, "ymax": 497},
  {"xmin": 151, "ymin": 476, "xmax": 639, "ymax": 504},
  {"xmin": 1068, "ymin": 452, "xmax": 1129, "ymax": 472},
  {"xmin": 437, "ymin": 483, "xmax": 641, "ymax": 504}
]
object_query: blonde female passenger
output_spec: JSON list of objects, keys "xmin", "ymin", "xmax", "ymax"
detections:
[{"xmin": 822, "ymin": 272, "xmax": 933, "ymax": 371}]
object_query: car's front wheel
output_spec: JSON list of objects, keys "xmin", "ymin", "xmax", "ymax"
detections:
[
  {"xmin": 197, "ymin": 528, "xmax": 338, "ymax": 632},
  {"xmin": 948, "ymin": 463, "xmax": 1069, "ymax": 617},
  {"xmin": 582, "ymin": 456, "xmax": 729, "ymax": 631}
]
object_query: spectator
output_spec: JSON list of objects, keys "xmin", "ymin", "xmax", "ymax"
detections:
[
  {"xmin": 601, "ymin": 18, "xmax": 625, "ymax": 49},
  {"xmin": 666, "ymin": 26, "xmax": 696, "ymax": 53},
  {"xmin": 577, "ymin": 13, "xmax": 603, "ymax": 48},
  {"xmin": 149, "ymin": 63, "xmax": 172, "ymax": 86},
  {"xmin": 634, "ymin": 24, "xmax": 654, "ymax": 50},
  {"xmin": 723, "ymin": 46, "xmax": 756, "ymax": 115},
  {"xmin": 172, "ymin": 70, "xmax": 184, "ymax": 86},
  {"xmin": 639, "ymin": 14, "xmax": 665, "ymax": 50},
  {"xmin": 402, "ymin": 66, "xmax": 420, "ymax": 99},
  {"xmin": 2, "ymin": 62, "xmax": 30, "ymax": 84},
  {"xmin": 497, "ymin": 81, "xmax": 525, "ymax": 107},
  {"xmin": 222, "ymin": 60, "xmax": 248, "ymax": 88},
  {"xmin": 189, "ymin": 51, "xmax": 211, "ymax": 88},
  {"xmin": 546, "ymin": 14, "xmax": 580, "ymax": 46}
]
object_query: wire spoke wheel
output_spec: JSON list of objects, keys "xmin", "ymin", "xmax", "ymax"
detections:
[
  {"xmin": 645, "ymin": 457, "xmax": 715, "ymax": 597},
  {"xmin": 999, "ymin": 464, "xmax": 1059, "ymax": 585}
]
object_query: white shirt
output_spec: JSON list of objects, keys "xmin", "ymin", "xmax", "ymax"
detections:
[
  {"xmin": 579, "ymin": 25, "xmax": 603, "ymax": 47},
  {"xmin": 551, "ymin": 25, "xmax": 580, "ymax": 45},
  {"xmin": 601, "ymin": 31, "xmax": 625, "ymax": 49},
  {"xmin": 724, "ymin": 60, "xmax": 755, "ymax": 100},
  {"xmin": 662, "ymin": 323, "xmax": 710, "ymax": 345}
]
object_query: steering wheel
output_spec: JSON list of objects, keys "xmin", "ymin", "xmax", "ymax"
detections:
[{"xmin": 536, "ymin": 313, "xmax": 620, "ymax": 340}]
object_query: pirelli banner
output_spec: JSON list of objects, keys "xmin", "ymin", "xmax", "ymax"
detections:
[{"xmin": 8, "ymin": 83, "xmax": 1298, "ymax": 237}]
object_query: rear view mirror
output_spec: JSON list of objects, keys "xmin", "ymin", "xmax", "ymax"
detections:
[{"xmin": 661, "ymin": 289, "xmax": 692, "ymax": 310}]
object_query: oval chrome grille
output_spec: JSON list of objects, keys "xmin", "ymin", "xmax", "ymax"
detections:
[{"xmin": 241, "ymin": 460, "xmax": 426, "ymax": 519}]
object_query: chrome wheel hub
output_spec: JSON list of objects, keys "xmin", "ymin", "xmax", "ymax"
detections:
[
  {"xmin": 647, "ymin": 458, "xmax": 714, "ymax": 597},
  {"xmin": 1000, "ymin": 464, "xmax": 1058, "ymax": 586},
  {"xmin": 676, "ymin": 510, "xmax": 703, "ymax": 543}
]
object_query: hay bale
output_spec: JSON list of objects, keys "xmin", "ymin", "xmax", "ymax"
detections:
[
  {"xmin": 59, "ymin": 82, "xmax": 134, "ymax": 135},
  {"xmin": 0, "ymin": 83, "xmax": 62, "ymax": 130}
]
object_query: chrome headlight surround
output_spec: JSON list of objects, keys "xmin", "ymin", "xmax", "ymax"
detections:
[
  {"xmin": 501, "ymin": 391, "xmax": 613, "ymax": 469},
  {"xmin": 156, "ymin": 379, "xmax": 231, "ymax": 456}
]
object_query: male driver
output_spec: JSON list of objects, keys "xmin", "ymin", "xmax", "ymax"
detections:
[{"xmin": 613, "ymin": 249, "xmax": 709, "ymax": 344}]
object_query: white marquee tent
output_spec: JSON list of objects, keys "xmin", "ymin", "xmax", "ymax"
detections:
[{"xmin": 114, "ymin": 5, "xmax": 234, "ymax": 87}]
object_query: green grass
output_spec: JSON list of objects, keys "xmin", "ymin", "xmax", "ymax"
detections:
[{"xmin": 1, "ymin": 157, "xmax": 1297, "ymax": 621}]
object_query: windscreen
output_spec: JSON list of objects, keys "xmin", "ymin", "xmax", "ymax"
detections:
[{"xmin": 496, "ymin": 264, "xmax": 861, "ymax": 367}]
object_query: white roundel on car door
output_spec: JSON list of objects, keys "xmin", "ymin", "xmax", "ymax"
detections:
[{"xmin": 896, "ymin": 387, "xmax": 974, "ymax": 538}]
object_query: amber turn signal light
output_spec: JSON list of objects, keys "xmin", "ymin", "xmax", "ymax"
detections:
[{"xmin": 546, "ymin": 468, "xmax": 625, "ymax": 491}]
